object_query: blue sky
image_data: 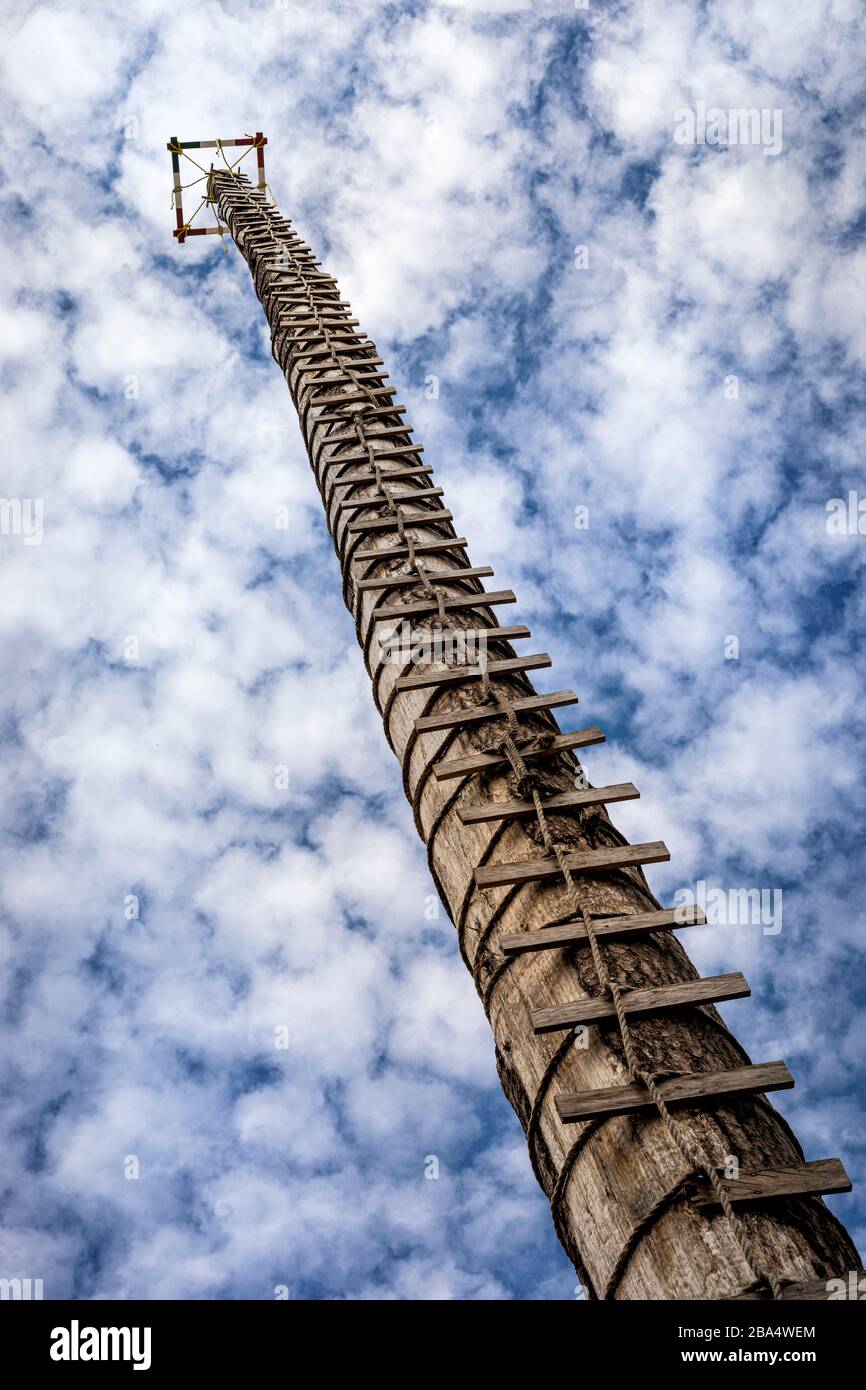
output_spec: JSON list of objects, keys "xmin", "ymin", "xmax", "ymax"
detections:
[{"xmin": 0, "ymin": 0, "xmax": 864, "ymax": 1299}]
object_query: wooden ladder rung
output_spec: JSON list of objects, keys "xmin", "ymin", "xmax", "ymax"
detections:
[
  {"xmin": 500, "ymin": 904, "xmax": 706, "ymax": 955},
  {"xmin": 531, "ymin": 971, "xmax": 750, "ymax": 1035},
  {"xmin": 475, "ymin": 839, "xmax": 668, "ymax": 890},
  {"xmin": 726, "ymin": 1271, "xmax": 866, "ymax": 1301},
  {"xmin": 376, "ymin": 588, "xmax": 515, "ymax": 620},
  {"xmin": 337, "ymin": 487, "xmax": 443, "ymax": 516},
  {"xmin": 317, "ymin": 406, "xmax": 408, "ymax": 427},
  {"xmin": 297, "ymin": 337, "xmax": 372, "ymax": 353},
  {"xmin": 395, "ymin": 651, "xmax": 547, "ymax": 690},
  {"xmin": 323, "ymin": 447, "xmax": 424, "ymax": 471},
  {"xmin": 287, "ymin": 323, "xmax": 363, "ymax": 336},
  {"xmin": 555, "ymin": 1060, "xmax": 795, "ymax": 1124},
  {"xmin": 285, "ymin": 306, "xmax": 361, "ymax": 320},
  {"xmin": 690, "ymin": 1157, "xmax": 851, "ymax": 1211},
  {"xmin": 293, "ymin": 344, "xmax": 367, "ymax": 361},
  {"xmin": 291, "ymin": 335, "xmax": 372, "ymax": 352},
  {"xmin": 324, "ymin": 424, "xmax": 414, "ymax": 445},
  {"xmin": 377, "ymin": 624, "xmax": 530, "ymax": 650},
  {"xmin": 305, "ymin": 369, "xmax": 388, "ymax": 387},
  {"xmin": 420, "ymin": 623, "xmax": 527, "ymax": 644},
  {"xmin": 359, "ymin": 564, "xmax": 492, "ymax": 595},
  {"xmin": 283, "ymin": 316, "xmax": 361, "ymax": 328},
  {"xmin": 347, "ymin": 508, "xmax": 452, "ymax": 535},
  {"xmin": 432, "ymin": 726, "xmax": 606, "ymax": 782},
  {"xmin": 295, "ymin": 345, "xmax": 372, "ymax": 360},
  {"xmin": 416, "ymin": 689, "xmax": 576, "ymax": 735},
  {"xmin": 460, "ymin": 780, "xmax": 638, "ymax": 826},
  {"xmin": 334, "ymin": 465, "xmax": 432, "ymax": 488},
  {"xmin": 279, "ymin": 301, "xmax": 354, "ymax": 314},
  {"xmin": 314, "ymin": 387, "xmax": 398, "ymax": 408},
  {"xmin": 355, "ymin": 536, "xmax": 466, "ymax": 562}
]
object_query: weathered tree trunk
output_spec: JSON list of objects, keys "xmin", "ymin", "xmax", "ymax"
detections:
[{"xmin": 214, "ymin": 170, "xmax": 859, "ymax": 1299}]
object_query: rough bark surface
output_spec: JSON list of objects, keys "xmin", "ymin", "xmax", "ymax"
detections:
[{"xmin": 215, "ymin": 171, "xmax": 859, "ymax": 1299}]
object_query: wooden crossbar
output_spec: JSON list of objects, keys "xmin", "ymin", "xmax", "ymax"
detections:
[
  {"xmin": 432, "ymin": 727, "xmax": 605, "ymax": 782},
  {"xmin": 337, "ymin": 487, "xmax": 443, "ymax": 516},
  {"xmin": 690, "ymin": 1157, "xmax": 851, "ymax": 1211},
  {"xmin": 289, "ymin": 334, "xmax": 372, "ymax": 351},
  {"xmin": 289, "ymin": 320, "xmax": 365, "ymax": 333},
  {"xmin": 334, "ymin": 465, "xmax": 432, "ymax": 488},
  {"xmin": 359, "ymin": 565, "xmax": 493, "ymax": 594},
  {"xmin": 271, "ymin": 284, "xmax": 348, "ymax": 295},
  {"xmin": 726, "ymin": 1272, "xmax": 866, "ymax": 1301},
  {"xmin": 531, "ymin": 971, "xmax": 750, "ymax": 1035},
  {"xmin": 324, "ymin": 451, "xmax": 425, "ymax": 475},
  {"xmin": 168, "ymin": 137, "xmax": 268, "ymax": 150},
  {"xmin": 271, "ymin": 257, "xmax": 335, "ymax": 266},
  {"xmin": 427, "ymin": 622, "xmax": 528, "ymax": 642},
  {"xmin": 347, "ymin": 508, "xmax": 452, "ymax": 535},
  {"xmin": 265, "ymin": 253, "xmax": 332, "ymax": 262},
  {"xmin": 475, "ymin": 839, "xmax": 669, "ymax": 890},
  {"xmin": 293, "ymin": 322, "xmax": 361, "ymax": 339},
  {"xmin": 269, "ymin": 268, "xmax": 338, "ymax": 280},
  {"xmin": 296, "ymin": 351, "xmax": 382, "ymax": 368},
  {"xmin": 376, "ymin": 588, "xmax": 515, "ymax": 619},
  {"xmin": 500, "ymin": 905, "xmax": 706, "ymax": 955},
  {"xmin": 470, "ymin": 625, "xmax": 531, "ymax": 643},
  {"xmin": 416, "ymin": 689, "xmax": 577, "ymax": 736},
  {"xmin": 314, "ymin": 387, "xmax": 397, "ymax": 408},
  {"xmin": 284, "ymin": 316, "xmax": 361, "ymax": 328},
  {"xmin": 292, "ymin": 342, "xmax": 375, "ymax": 359},
  {"xmin": 555, "ymin": 1060, "xmax": 794, "ymax": 1124},
  {"xmin": 459, "ymin": 780, "xmax": 639, "ymax": 826},
  {"xmin": 324, "ymin": 424, "xmax": 415, "ymax": 445},
  {"xmin": 279, "ymin": 300, "xmax": 355, "ymax": 313},
  {"xmin": 307, "ymin": 371, "xmax": 391, "ymax": 391},
  {"xmin": 395, "ymin": 651, "xmax": 548, "ymax": 690},
  {"xmin": 175, "ymin": 226, "xmax": 229, "ymax": 239},
  {"xmin": 317, "ymin": 406, "xmax": 408, "ymax": 426},
  {"xmin": 270, "ymin": 260, "xmax": 330, "ymax": 270},
  {"xmin": 300, "ymin": 359, "xmax": 385, "ymax": 376},
  {"xmin": 376, "ymin": 625, "xmax": 530, "ymax": 649},
  {"xmin": 355, "ymin": 536, "xmax": 467, "ymax": 562}
]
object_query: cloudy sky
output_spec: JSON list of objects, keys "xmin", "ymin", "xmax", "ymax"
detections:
[{"xmin": 1, "ymin": 0, "xmax": 864, "ymax": 1299}]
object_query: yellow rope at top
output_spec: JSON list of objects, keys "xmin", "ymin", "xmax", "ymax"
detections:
[{"xmin": 171, "ymin": 135, "xmax": 273, "ymax": 237}]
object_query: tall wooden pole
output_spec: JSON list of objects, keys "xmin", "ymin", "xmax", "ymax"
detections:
[{"xmin": 212, "ymin": 170, "xmax": 859, "ymax": 1299}]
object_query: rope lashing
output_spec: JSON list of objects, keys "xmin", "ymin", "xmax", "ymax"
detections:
[
  {"xmin": 601, "ymin": 1168, "xmax": 699, "ymax": 1300},
  {"xmin": 413, "ymin": 559, "xmax": 434, "ymax": 598},
  {"xmin": 171, "ymin": 173, "xmax": 207, "ymax": 208}
]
